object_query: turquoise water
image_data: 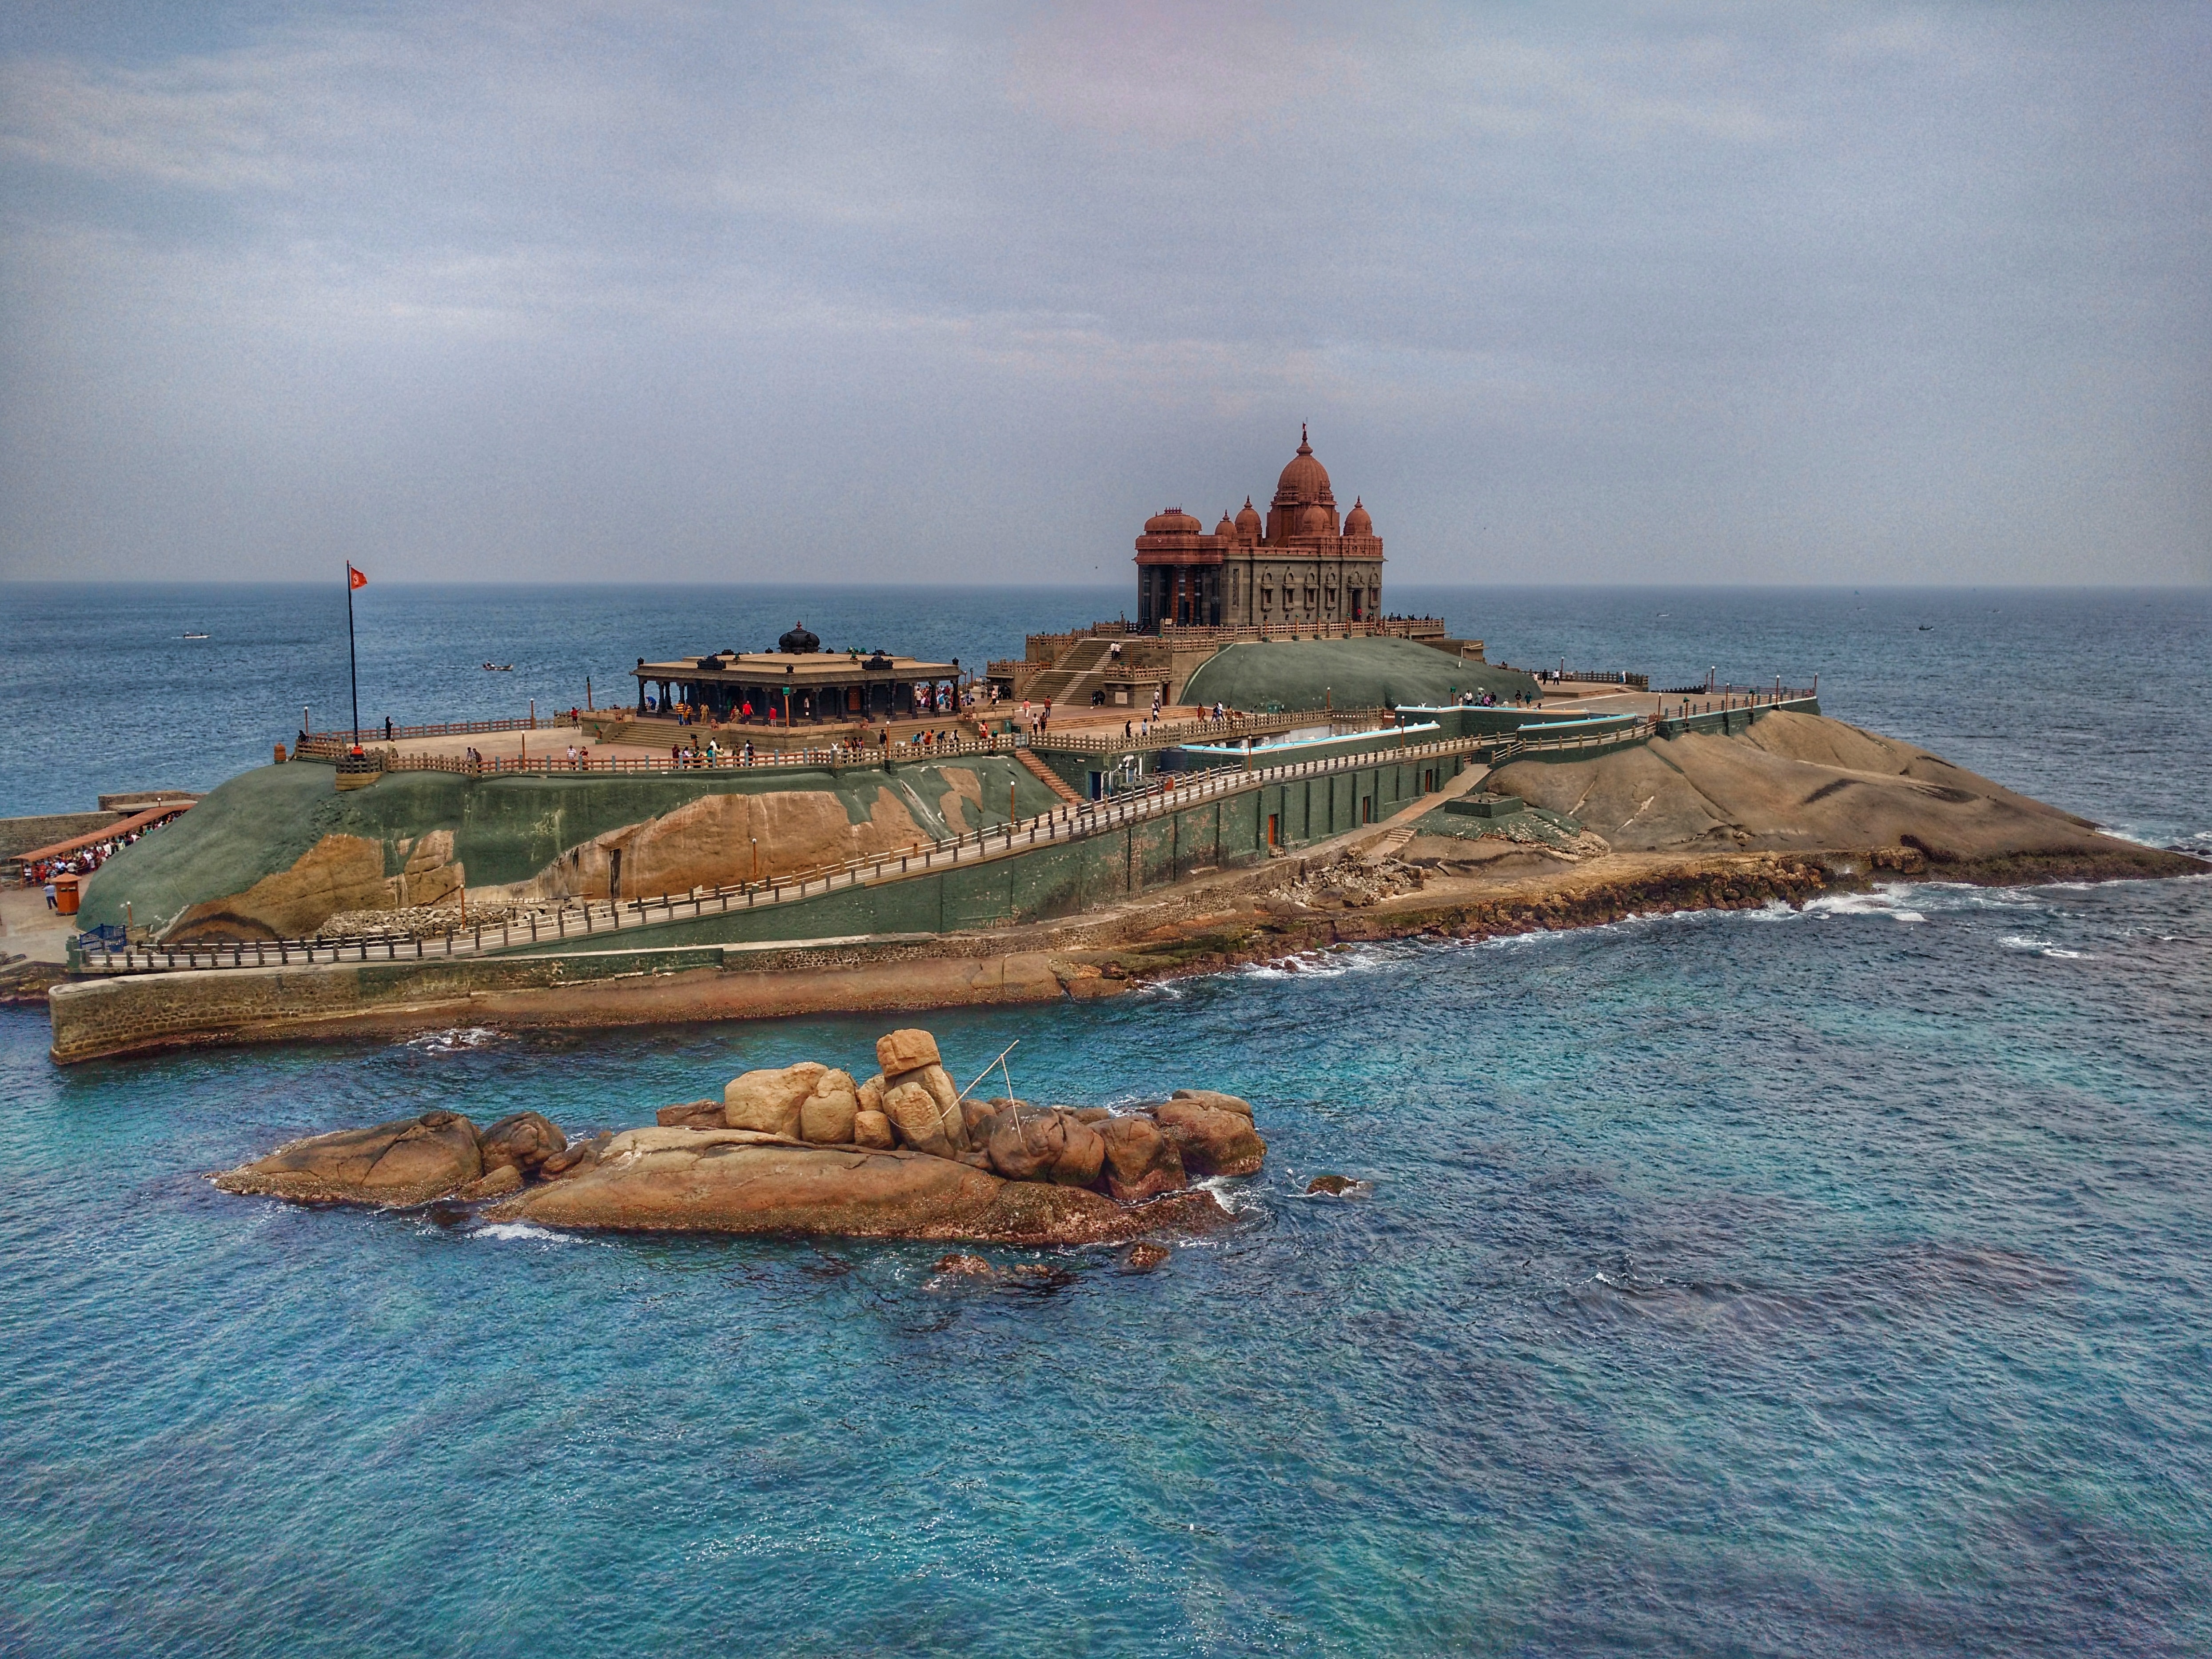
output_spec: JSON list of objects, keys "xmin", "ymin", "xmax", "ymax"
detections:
[{"xmin": 2, "ymin": 586, "xmax": 2209, "ymax": 1653}]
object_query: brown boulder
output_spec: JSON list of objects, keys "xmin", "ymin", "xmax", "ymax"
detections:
[
  {"xmin": 884, "ymin": 1062, "xmax": 968, "ymax": 1148},
  {"xmin": 1156, "ymin": 1100, "xmax": 1266, "ymax": 1177},
  {"xmin": 456, "ymin": 1164, "xmax": 523, "ymax": 1202},
  {"xmin": 477, "ymin": 1111, "xmax": 568, "ymax": 1176},
  {"xmin": 853, "ymin": 1110, "xmax": 896, "ymax": 1150},
  {"xmin": 1123, "ymin": 1241, "xmax": 1172, "ymax": 1271},
  {"xmin": 1170, "ymin": 1088, "xmax": 1255, "ymax": 1121},
  {"xmin": 986, "ymin": 1109, "xmax": 1106, "ymax": 1187},
  {"xmin": 881, "ymin": 1080, "xmax": 957, "ymax": 1158},
  {"xmin": 490, "ymin": 1139, "xmax": 1219, "ymax": 1244},
  {"xmin": 1306, "ymin": 1173, "xmax": 1366, "ymax": 1196},
  {"xmin": 1096, "ymin": 1113, "xmax": 1189, "ymax": 1202},
  {"xmin": 214, "ymin": 1110, "xmax": 483, "ymax": 1207},
  {"xmin": 960, "ymin": 1097, "xmax": 1005, "ymax": 1142},
  {"xmin": 857, "ymin": 1073, "xmax": 887, "ymax": 1115},
  {"xmin": 799, "ymin": 1070, "xmax": 859, "ymax": 1145},
  {"xmin": 724, "ymin": 1062, "xmax": 828, "ymax": 1135},
  {"xmin": 655, "ymin": 1099, "xmax": 723, "ymax": 1128},
  {"xmin": 875, "ymin": 1028, "xmax": 941, "ymax": 1075}
]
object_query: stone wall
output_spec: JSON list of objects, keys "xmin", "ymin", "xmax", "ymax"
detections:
[{"xmin": 50, "ymin": 750, "xmax": 1459, "ymax": 1061}]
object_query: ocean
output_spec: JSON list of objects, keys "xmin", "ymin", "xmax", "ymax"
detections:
[{"xmin": 1, "ymin": 585, "xmax": 2208, "ymax": 1655}]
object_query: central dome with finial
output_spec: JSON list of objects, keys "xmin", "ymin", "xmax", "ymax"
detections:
[
  {"xmin": 1129, "ymin": 424, "xmax": 1383, "ymax": 633},
  {"xmin": 1274, "ymin": 423, "xmax": 1333, "ymax": 507},
  {"xmin": 777, "ymin": 620, "xmax": 821, "ymax": 654}
]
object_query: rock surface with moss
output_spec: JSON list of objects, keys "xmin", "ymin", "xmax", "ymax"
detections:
[{"xmin": 81, "ymin": 756, "xmax": 1060, "ymax": 943}]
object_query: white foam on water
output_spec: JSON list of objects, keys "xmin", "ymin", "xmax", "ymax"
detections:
[
  {"xmin": 405, "ymin": 1026, "xmax": 503, "ymax": 1053},
  {"xmin": 1196, "ymin": 1174, "xmax": 1265, "ymax": 1215},
  {"xmin": 1804, "ymin": 885, "xmax": 1925, "ymax": 923},
  {"xmin": 1237, "ymin": 945, "xmax": 1392, "ymax": 980},
  {"xmin": 471, "ymin": 1221, "xmax": 581, "ymax": 1245}
]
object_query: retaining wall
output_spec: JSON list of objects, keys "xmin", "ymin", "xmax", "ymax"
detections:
[{"xmin": 484, "ymin": 750, "xmax": 1464, "ymax": 957}]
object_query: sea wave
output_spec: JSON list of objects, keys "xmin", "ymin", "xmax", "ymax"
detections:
[
  {"xmin": 470, "ymin": 1221, "xmax": 581, "ymax": 1245},
  {"xmin": 1804, "ymin": 885, "xmax": 1925, "ymax": 923},
  {"xmin": 404, "ymin": 1026, "xmax": 504, "ymax": 1053},
  {"xmin": 1236, "ymin": 945, "xmax": 1394, "ymax": 979}
]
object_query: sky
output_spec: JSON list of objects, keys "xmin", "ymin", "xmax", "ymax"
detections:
[{"xmin": 1, "ymin": 2, "xmax": 2206, "ymax": 587}]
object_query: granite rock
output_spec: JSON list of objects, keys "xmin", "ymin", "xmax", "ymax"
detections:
[
  {"xmin": 724, "ymin": 1062, "xmax": 828, "ymax": 1135},
  {"xmin": 214, "ymin": 1110, "xmax": 483, "ymax": 1207},
  {"xmin": 1156, "ymin": 1100, "xmax": 1267, "ymax": 1178}
]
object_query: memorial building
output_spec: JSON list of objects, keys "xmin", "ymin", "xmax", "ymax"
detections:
[{"xmin": 1133, "ymin": 427, "xmax": 1384, "ymax": 631}]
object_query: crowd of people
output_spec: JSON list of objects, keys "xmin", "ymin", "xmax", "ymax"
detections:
[{"xmin": 21, "ymin": 814, "xmax": 179, "ymax": 901}]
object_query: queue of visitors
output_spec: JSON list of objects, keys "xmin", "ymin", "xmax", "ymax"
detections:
[{"xmin": 20, "ymin": 815, "xmax": 178, "ymax": 895}]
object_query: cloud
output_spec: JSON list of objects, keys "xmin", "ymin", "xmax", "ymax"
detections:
[{"xmin": 0, "ymin": 2, "xmax": 2204, "ymax": 586}]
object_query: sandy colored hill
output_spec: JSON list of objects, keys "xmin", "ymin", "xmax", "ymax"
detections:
[
  {"xmin": 79, "ymin": 756, "xmax": 1060, "ymax": 943},
  {"xmin": 1491, "ymin": 710, "xmax": 2122, "ymax": 865}
]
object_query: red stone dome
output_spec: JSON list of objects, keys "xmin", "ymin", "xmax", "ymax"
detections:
[
  {"xmin": 1144, "ymin": 508, "xmax": 1202, "ymax": 535},
  {"xmin": 1275, "ymin": 425, "xmax": 1332, "ymax": 506},
  {"xmin": 1215, "ymin": 512, "xmax": 1237, "ymax": 539},
  {"xmin": 1297, "ymin": 502, "xmax": 1330, "ymax": 535},
  {"xmin": 1343, "ymin": 498, "xmax": 1372, "ymax": 536},
  {"xmin": 1236, "ymin": 497, "xmax": 1263, "ymax": 538}
]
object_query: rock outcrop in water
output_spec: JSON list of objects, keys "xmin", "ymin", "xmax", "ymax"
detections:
[{"xmin": 212, "ymin": 1027, "xmax": 1262, "ymax": 1245}]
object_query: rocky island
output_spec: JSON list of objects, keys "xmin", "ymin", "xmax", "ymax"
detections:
[
  {"xmin": 214, "ymin": 1027, "xmax": 1260, "ymax": 1245},
  {"xmin": 31, "ymin": 443, "xmax": 2205, "ymax": 1063}
]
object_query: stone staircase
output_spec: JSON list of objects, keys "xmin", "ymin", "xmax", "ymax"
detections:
[
  {"xmin": 1023, "ymin": 638, "xmax": 1116, "ymax": 709},
  {"xmin": 1016, "ymin": 747, "xmax": 1084, "ymax": 805},
  {"xmin": 1365, "ymin": 825, "xmax": 1419, "ymax": 861}
]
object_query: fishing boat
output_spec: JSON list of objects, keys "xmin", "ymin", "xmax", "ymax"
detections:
[{"xmin": 182, "ymin": 632, "xmax": 210, "ymax": 640}]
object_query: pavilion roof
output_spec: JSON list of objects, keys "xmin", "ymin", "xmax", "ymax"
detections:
[{"xmin": 634, "ymin": 651, "xmax": 960, "ymax": 682}]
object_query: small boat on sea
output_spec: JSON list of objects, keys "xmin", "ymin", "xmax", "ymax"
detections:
[
  {"xmin": 182, "ymin": 632, "xmax": 210, "ymax": 640},
  {"xmin": 482, "ymin": 662, "xmax": 514, "ymax": 671}
]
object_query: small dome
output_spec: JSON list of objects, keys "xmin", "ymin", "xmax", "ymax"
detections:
[
  {"xmin": 1343, "ymin": 498, "xmax": 1372, "ymax": 536},
  {"xmin": 1144, "ymin": 507, "xmax": 1202, "ymax": 535},
  {"xmin": 1214, "ymin": 512, "xmax": 1237, "ymax": 539},
  {"xmin": 1297, "ymin": 502, "xmax": 1329, "ymax": 535},
  {"xmin": 1274, "ymin": 424, "xmax": 1332, "ymax": 506},
  {"xmin": 1236, "ymin": 497, "xmax": 1262, "ymax": 538},
  {"xmin": 777, "ymin": 621, "xmax": 821, "ymax": 654}
]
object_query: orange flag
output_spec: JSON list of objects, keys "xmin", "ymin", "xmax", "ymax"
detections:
[{"xmin": 348, "ymin": 565, "xmax": 368, "ymax": 589}]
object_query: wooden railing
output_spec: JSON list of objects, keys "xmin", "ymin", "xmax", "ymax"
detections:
[
  {"xmin": 80, "ymin": 696, "xmax": 1823, "ymax": 976},
  {"xmin": 297, "ymin": 714, "xmax": 556, "ymax": 753},
  {"xmin": 291, "ymin": 706, "xmax": 1397, "ymax": 773}
]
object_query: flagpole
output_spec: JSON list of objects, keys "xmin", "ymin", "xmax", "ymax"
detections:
[{"xmin": 346, "ymin": 563, "xmax": 361, "ymax": 750}]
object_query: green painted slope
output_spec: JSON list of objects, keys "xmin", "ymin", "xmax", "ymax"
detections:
[
  {"xmin": 1182, "ymin": 636, "xmax": 1537, "ymax": 712},
  {"xmin": 79, "ymin": 758, "xmax": 1058, "ymax": 933}
]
